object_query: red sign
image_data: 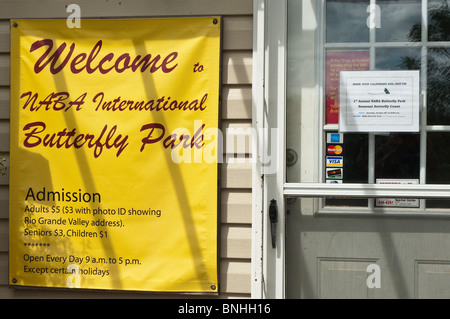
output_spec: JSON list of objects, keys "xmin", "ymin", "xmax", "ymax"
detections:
[{"xmin": 325, "ymin": 51, "xmax": 370, "ymax": 124}]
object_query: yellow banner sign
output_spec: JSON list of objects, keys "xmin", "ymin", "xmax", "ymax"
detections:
[{"xmin": 10, "ymin": 18, "xmax": 220, "ymax": 293}]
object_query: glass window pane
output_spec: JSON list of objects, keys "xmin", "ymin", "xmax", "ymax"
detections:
[
  {"xmin": 286, "ymin": 0, "xmax": 318, "ymax": 183},
  {"xmin": 375, "ymin": 134, "xmax": 420, "ymax": 180},
  {"xmin": 428, "ymin": 0, "xmax": 450, "ymax": 41},
  {"xmin": 377, "ymin": 0, "xmax": 422, "ymax": 42},
  {"xmin": 427, "ymin": 48, "xmax": 450, "ymax": 125},
  {"xmin": 427, "ymin": 132, "xmax": 450, "ymax": 208},
  {"xmin": 324, "ymin": 133, "xmax": 369, "ymax": 183},
  {"xmin": 340, "ymin": 133, "xmax": 369, "ymax": 183},
  {"xmin": 326, "ymin": 0, "xmax": 370, "ymax": 43},
  {"xmin": 375, "ymin": 47, "xmax": 421, "ymax": 70},
  {"xmin": 427, "ymin": 132, "xmax": 450, "ymax": 184},
  {"xmin": 325, "ymin": 133, "xmax": 368, "ymax": 207}
]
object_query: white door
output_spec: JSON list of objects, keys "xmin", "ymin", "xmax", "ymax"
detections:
[{"xmin": 260, "ymin": 0, "xmax": 450, "ymax": 298}]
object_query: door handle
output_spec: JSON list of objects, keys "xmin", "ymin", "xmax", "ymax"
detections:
[{"xmin": 269, "ymin": 199, "xmax": 278, "ymax": 248}]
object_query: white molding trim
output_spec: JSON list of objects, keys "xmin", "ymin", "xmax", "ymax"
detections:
[
  {"xmin": 284, "ymin": 183, "xmax": 450, "ymax": 198},
  {"xmin": 262, "ymin": 0, "xmax": 287, "ymax": 299},
  {"xmin": 251, "ymin": 0, "xmax": 288, "ymax": 299},
  {"xmin": 251, "ymin": 0, "xmax": 265, "ymax": 299}
]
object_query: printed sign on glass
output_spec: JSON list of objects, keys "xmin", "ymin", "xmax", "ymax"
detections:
[{"xmin": 339, "ymin": 70, "xmax": 420, "ymax": 132}]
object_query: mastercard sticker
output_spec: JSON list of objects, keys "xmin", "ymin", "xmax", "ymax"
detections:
[{"xmin": 326, "ymin": 144, "xmax": 343, "ymax": 155}]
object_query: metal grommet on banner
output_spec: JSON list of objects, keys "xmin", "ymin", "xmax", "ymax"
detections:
[
  {"xmin": 12, "ymin": 22, "xmax": 18, "ymax": 28},
  {"xmin": 213, "ymin": 18, "xmax": 218, "ymax": 25}
]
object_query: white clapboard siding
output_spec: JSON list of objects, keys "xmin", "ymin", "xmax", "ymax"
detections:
[
  {"xmin": 0, "ymin": 123, "xmax": 8, "ymax": 153},
  {"xmin": 0, "ymin": 166, "xmax": 8, "ymax": 186},
  {"xmin": 221, "ymin": 158, "xmax": 253, "ymax": 189},
  {"xmin": 221, "ymin": 189, "xmax": 252, "ymax": 224},
  {"xmin": 0, "ymin": 186, "xmax": 8, "ymax": 220},
  {"xmin": 223, "ymin": 121, "xmax": 252, "ymax": 155},
  {"xmin": 0, "ymin": 0, "xmax": 253, "ymax": 18},
  {"xmin": 221, "ymin": 225, "xmax": 252, "ymax": 259},
  {"xmin": 0, "ymin": 221, "xmax": 7, "ymax": 252},
  {"xmin": 222, "ymin": 51, "xmax": 252, "ymax": 85},
  {"xmin": 223, "ymin": 16, "xmax": 253, "ymax": 51},
  {"xmin": 0, "ymin": 54, "xmax": 8, "ymax": 86},
  {"xmin": 0, "ymin": 87, "xmax": 9, "ymax": 119},
  {"xmin": 0, "ymin": 21, "xmax": 9, "ymax": 53},
  {"xmin": 0, "ymin": 253, "xmax": 6, "ymax": 289},
  {"xmin": 222, "ymin": 86, "xmax": 252, "ymax": 120},
  {"xmin": 220, "ymin": 260, "xmax": 251, "ymax": 294},
  {"xmin": 0, "ymin": 0, "xmax": 254, "ymax": 298},
  {"xmin": 221, "ymin": 12, "xmax": 253, "ymax": 298}
]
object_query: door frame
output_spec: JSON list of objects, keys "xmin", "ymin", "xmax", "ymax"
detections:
[
  {"xmin": 251, "ymin": 0, "xmax": 450, "ymax": 299},
  {"xmin": 252, "ymin": 0, "xmax": 288, "ymax": 299}
]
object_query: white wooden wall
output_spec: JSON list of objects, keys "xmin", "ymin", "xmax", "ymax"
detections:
[{"xmin": 0, "ymin": 0, "xmax": 253, "ymax": 298}]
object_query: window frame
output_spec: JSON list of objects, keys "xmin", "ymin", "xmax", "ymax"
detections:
[{"xmin": 284, "ymin": 0, "xmax": 450, "ymax": 216}]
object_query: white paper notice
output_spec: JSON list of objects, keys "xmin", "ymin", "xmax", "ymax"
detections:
[{"xmin": 339, "ymin": 70, "xmax": 420, "ymax": 132}]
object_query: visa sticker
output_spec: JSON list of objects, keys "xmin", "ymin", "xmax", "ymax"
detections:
[{"xmin": 326, "ymin": 156, "xmax": 343, "ymax": 167}]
